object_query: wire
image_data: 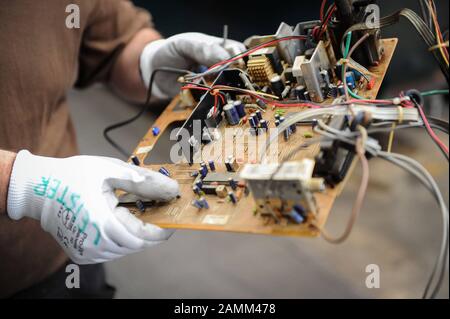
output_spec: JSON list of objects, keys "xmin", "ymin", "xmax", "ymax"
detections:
[
  {"xmin": 421, "ymin": 89, "xmax": 449, "ymax": 96},
  {"xmin": 413, "ymin": 99, "xmax": 449, "ymax": 156},
  {"xmin": 342, "ymin": 32, "xmax": 371, "ymax": 100},
  {"xmin": 426, "ymin": 0, "xmax": 449, "ymax": 66},
  {"xmin": 206, "ymin": 35, "xmax": 307, "ymax": 72},
  {"xmin": 103, "ymin": 67, "xmax": 189, "ymax": 157},
  {"xmin": 316, "ymin": 126, "xmax": 370, "ymax": 244}
]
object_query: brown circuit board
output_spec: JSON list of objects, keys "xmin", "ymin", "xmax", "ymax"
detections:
[{"xmin": 121, "ymin": 38, "xmax": 398, "ymax": 237}]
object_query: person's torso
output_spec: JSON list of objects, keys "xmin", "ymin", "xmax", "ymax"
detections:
[{"xmin": 0, "ymin": 1, "xmax": 87, "ymax": 297}]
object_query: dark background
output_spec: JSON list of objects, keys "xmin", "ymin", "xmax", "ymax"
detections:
[{"xmin": 133, "ymin": 0, "xmax": 449, "ymax": 91}]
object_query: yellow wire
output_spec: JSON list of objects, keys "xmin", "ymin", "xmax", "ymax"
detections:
[
  {"xmin": 429, "ymin": 0, "xmax": 449, "ymax": 67},
  {"xmin": 387, "ymin": 123, "xmax": 396, "ymax": 153}
]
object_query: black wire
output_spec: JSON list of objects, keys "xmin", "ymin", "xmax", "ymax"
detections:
[{"xmin": 103, "ymin": 67, "xmax": 189, "ymax": 157}]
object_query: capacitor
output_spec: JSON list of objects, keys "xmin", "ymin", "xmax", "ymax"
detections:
[
  {"xmin": 281, "ymin": 85, "xmax": 291, "ymax": 99},
  {"xmin": 135, "ymin": 200, "xmax": 145, "ymax": 212},
  {"xmin": 192, "ymin": 186, "xmax": 201, "ymax": 195},
  {"xmin": 199, "ymin": 197, "xmax": 209, "ymax": 209},
  {"xmin": 152, "ymin": 127, "xmax": 160, "ymax": 136},
  {"xmin": 290, "ymin": 123, "xmax": 297, "ymax": 134},
  {"xmin": 283, "ymin": 129, "xmax": 290, "ymax": 141},
  {"xmin": 200, "ymin": 162, "xmax": 208, "ymax": 174},
  {"xmin": 228, "ymin": 191, "xmax": 237, "ymax": 204},
  {"xmin": 190, "ymin": 171, "xmax": 199, "ymax": 178},
  {"xmin": 255, "ymin": 110, "xmax": 263, "ymax": 121},
  {"xmin": 320, "ymin": 70, "xmax": 331, "ymax": 86},
  {"xmin": 191, "ymin": 199, "xmax": 203, "ymax": 209},
  {"xmin": 208, "ymin": 160, "xmax": 216, "ymax": 171},
  {"xmin": 260, "ymin": 119, "xmax": 268, "ymax": 130},
  {"xmin": 233, "ymin": 100, "xmax": 246, "ymax": 118},
  {"xmin": 338, "ymin": 84, "xmax": 345, "ymax": 96},
  {"xmin": 274, "ymin": 114, "xmax": 280, "ymax": 121},
  {"xmin": 223, "ymin": 102, "xmax": 240, "ymax": 125},
  {"xmin": 249, "ymin": 116, "xmax": 257, "ymax": 128},
  {"xmin": 130, "ymin": 155, "xmax": 140, "ymax": 166},
  {"xmin": 228, "ymin": 178, "xmax": 237, "ymax": 191},
  {"xmin": 195, "ymin": 180, "xmax": 203, "ymax": 189},
  {"xmin": 274, "ymin": 119, "xmax": 280, "ymax": 127},
  {"xmin": 251, "ymin": 113, "xmax": 259, "ymax": 125},
  {"xmin": 158, "ymin": 167, "xmax": 170, "ymax": 177},
  {"xmin": 294, "ymin": 85, "xmax": 306, "ymax": 101},
  {"xmin": 288, "ymin": 209, "xmax": 304, "ymax": 224},
  {"xmin": 270, "ymin": 75, "xmax": 285, "ymax": 97},
  {"xmin": 303, "ymin": 91, "xmax": 311, "ymax": 101},
  {"xmin": 293, "ymin": 204, "xmax": 307, "ymax": 218},
  {"xmin": 328, "ymin": 84, "xmax": 338, "ymax": 98},
  {"xmin": 345, "ymin": 71, "xmax": 356, "ymax": 89}
]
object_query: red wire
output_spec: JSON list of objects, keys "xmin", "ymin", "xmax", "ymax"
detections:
[
  {"xmin": 318, "ymin": 4, "xmax": 337, "ymax": 39},
  {"xmin": 417, "ymin": 102, "xmax": 449, "ymax": 155},
  {"xmin": 320, "ymin": 0, "xmax": 327, "ymax": 22}
]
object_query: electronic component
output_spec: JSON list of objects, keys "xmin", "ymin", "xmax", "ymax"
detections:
[
  {"xmin": 270, "ymin": 75, "xmax": 285, "ymax": 97},
  {"xmin": 240, "ymin": 159, "xmax": 325, "ymax": 222},
  {"xmin": 223, "ymin": 102, "xmax": 240, "ymax": 126},
  {"xmin": 131, "ymin": 155, "xmax": 140, "ymax": 166},
  {"xmin": 233, "ymin": 100, "xmax": 246, "ymax": 118},
  {"xmin": 225, "ymin": 156, "xmax": 239, "ymax": 172},
  {"xmin": 158, "ymin": 166, "xmax": 170, "ymax": 177},
  {"xmin": 247, "ymin": 55, "xmax": 276, "ymax": 87},
  {"xmin": 228, "ymin": 191, "xmax": 237, "ymax": 204},
  {"xmin": 152, "ymin": 127, "xmax": 160, "ymax": 136},
  {"xmin": 208, "ymin": 160, "xmax": 216, "ymax": 171}
]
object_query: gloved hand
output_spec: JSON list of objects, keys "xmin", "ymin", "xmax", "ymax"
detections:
[
  {"xmin": 140, "ymin": 32, "xmax": 246, "ymax": 100},
  {"xmin": 7, "ymin": 150, "xmax": 179, "ymax": 264}
]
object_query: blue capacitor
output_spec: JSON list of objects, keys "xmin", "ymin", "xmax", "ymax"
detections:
[
  {"xmin": 255, "ymin": 110, "xmax": 263, "ymax": 121},
  {"xmin": 345, "ymin": 71, "xmax": 356, "ymax": 89},
  {"xmin": 251, "ymin": 113, "xmax": 259, "ymax": 125},
  {"xmin": 260, "ymin": 119, "xmax": 268, "ymax": 130},
  {"xmin": 228, "ymin": 178, "xmax": 237, "ymax": 190},
  {"xmin": 191, "ymin": 199, "xmax": 203, "ymax": 209},
  {"xmin": 195, "ymin": 180, "xmax": 203, "ymax": 189},
  {"xmin": 293, "ymin": 204, "xmax": 307, "ymax": 217},
  {"xmin": 190, "ymin": 170, "xmax": 199, "ymax": 178},
  {"xmin": 228, "ymin": 191, "xmax": 237, "ymax": 204},
  {"xmin": 249, "ymin": 116, "xmax": 257, "ymax": 128},
  {"xmin": 199, "ymin": 197, "xmax": 209, "ymax": 209},
  {"xmin": 131, "ymin": 155, "xmax": 140, "ymax": 166},
  {"xmin": 152, "ymin": 126, "xmax": 160, "ymax": 136},
  {"xmin": 158, "ymin": 166, "xmax": 170, "ymax": 177},
  {"xmin": 223, "ymin": 103, "xmax": 240, "ymax": 125},
  {"xmin": 200, "ymin": 162, "xmax": 208, "ymax": 174},
  {"xmin": 192, "ymin": 186, "xmax": 201, "ymax": 195},
  {"xmin": 208, "ymin": 160, "xmax": 216, "ymax": 171},
  {"xmin": 233, "ymin": 101, "xmax": 246, "ymax": 118},
  {"xmin": 290, "ymin": 123, "xmax": 297, "ymax": 133},
  {"xmin": 288, "ymin": 210, "xmax": 305, "ymax": 224}
]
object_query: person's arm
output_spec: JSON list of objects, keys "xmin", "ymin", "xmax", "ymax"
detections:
[
  {"xmin": 110, "ymin": 28, "xmax": 162, "ymax": 103},
  {"xmin": 3, "ymin": 150, "xmax": 179, "ymax": 264},
  {"xmin": 0, "ymin": 150, "xmax": 16, "ymax": 215}
]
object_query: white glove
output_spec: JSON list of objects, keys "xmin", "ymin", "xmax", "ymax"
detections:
[
  {"xmin": 140, "ymin": 32, "xmax": 246, "ymax": 100},
  {"xmin": 7, "ymin": 150, "xmax": 179, "ymax": 264}
]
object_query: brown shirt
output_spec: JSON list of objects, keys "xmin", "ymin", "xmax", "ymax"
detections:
[{"xmin": 0, "ymin": 0, "xmax": 152, "ymax": 297}]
